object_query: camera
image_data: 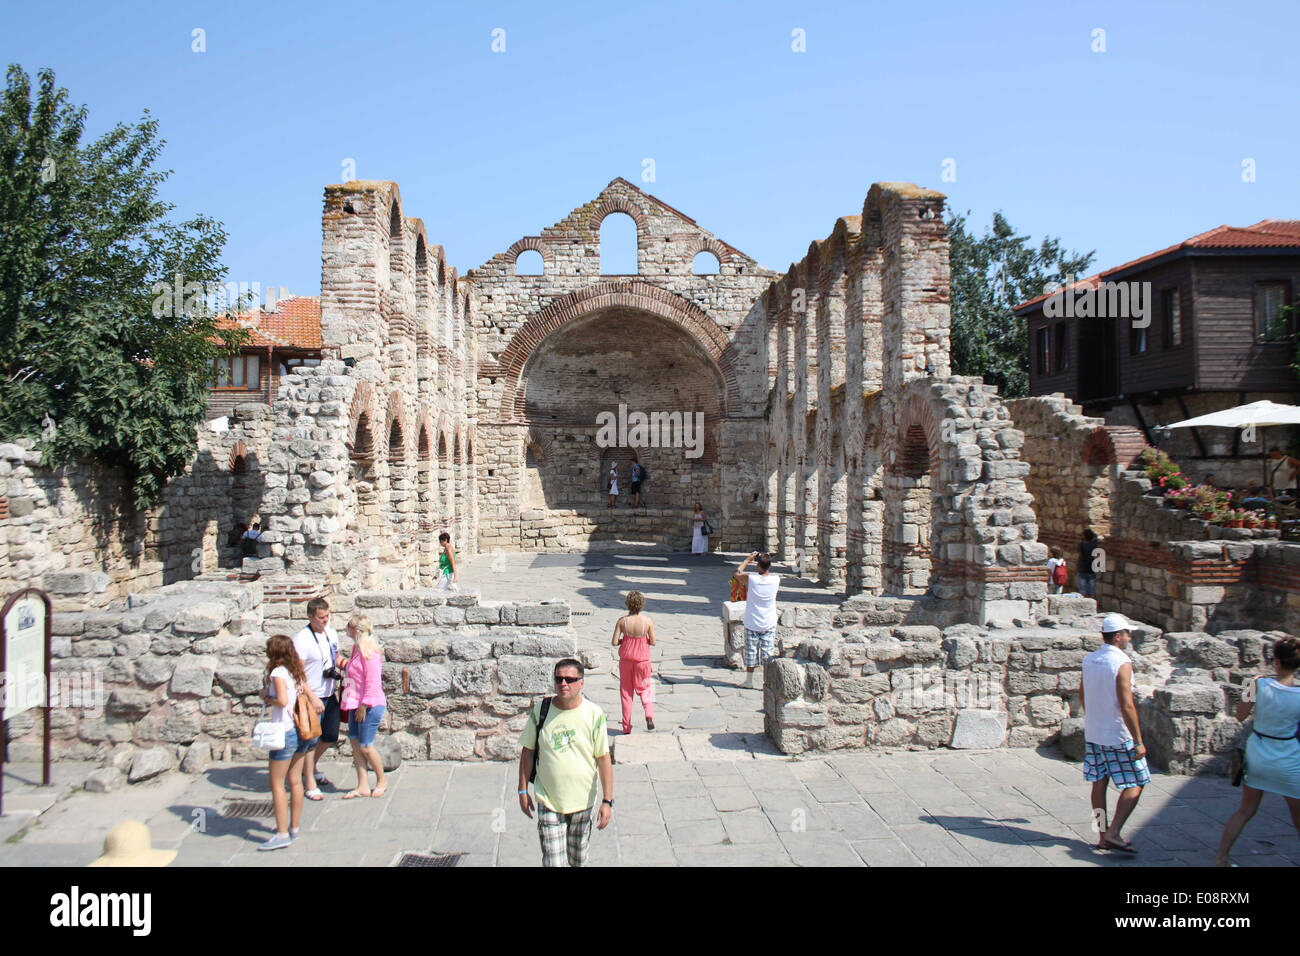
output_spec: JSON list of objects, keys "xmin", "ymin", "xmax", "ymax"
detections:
[{"xmin": 323, "ymin": 665, "xmax": 344, "ymax": 681}]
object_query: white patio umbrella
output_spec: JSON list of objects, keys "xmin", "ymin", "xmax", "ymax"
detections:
[{"xmin": 1166, "ymin": 400, "xmax": 1300, "ymax": 491}]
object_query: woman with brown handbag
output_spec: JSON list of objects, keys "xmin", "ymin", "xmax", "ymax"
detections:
[{"xmin": 260, "ymin": 634, "xmax": 316, "ymax": 850}]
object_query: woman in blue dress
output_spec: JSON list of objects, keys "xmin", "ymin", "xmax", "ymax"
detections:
[{"xmin": 1214, "ymin": 637, "xmax": 1300, "ymax": 866}]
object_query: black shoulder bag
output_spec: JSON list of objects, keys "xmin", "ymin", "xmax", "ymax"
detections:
[{"xmin": 528, "ymin": 696, "xmax": 553, "ymax": 784}]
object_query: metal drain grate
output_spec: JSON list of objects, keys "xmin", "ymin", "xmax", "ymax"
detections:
[
  {"xmin": 572, "ymin": 610, "xmax": 593, "ymax": 616},
  {"xmin": 395, "ymin": 851, "xmax": 464, "ymax": 868},
  {"xmin": 222, "ymin": 799, "xmax": 276, "ymax": 818}
]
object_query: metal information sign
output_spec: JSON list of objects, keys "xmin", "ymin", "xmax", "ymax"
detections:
[{"xmin": 1, "ymin": 588, "xmax": 53, "ymax": 815}]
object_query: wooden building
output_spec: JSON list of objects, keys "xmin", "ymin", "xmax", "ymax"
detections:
[
  {"xmin": 207, "ymin": 296, "xmax": 322, "ymax": 419},
  {"xmin": 1013, "ymin": 221, "xmax": 1300, "ymax": 482}
]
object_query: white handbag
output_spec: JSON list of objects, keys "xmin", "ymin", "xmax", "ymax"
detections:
[{"xmin": 251, "ymin": 700, "xmax": 285, "ymax": 751}]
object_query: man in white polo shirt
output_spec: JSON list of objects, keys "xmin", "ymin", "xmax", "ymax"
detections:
[
  {"xmin": 738, "ymin": 551, "xmax": 780, "ymax": 688},
  {"xmin": 1080, "ymin": 612, "xmax": 1149, "ymax": 854},
  {"xmin": 293, "ymin": 596, "xmax": 342, "ymax": 800}
]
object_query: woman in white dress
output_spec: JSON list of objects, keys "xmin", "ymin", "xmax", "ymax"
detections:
[
  {"xmin": 608, "ymin": 463, "xmax": 619, "ymax": 507},
  {"xmin": 692, "ymin": 501, "xmax": 708, "ymax": 554}
]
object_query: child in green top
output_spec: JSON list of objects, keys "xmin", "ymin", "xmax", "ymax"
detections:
[{"xmin": 436, "ymin": 531, "xmax": 458, "ymax": 591}]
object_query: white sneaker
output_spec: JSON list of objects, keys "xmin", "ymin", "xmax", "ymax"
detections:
[
  {"xmin": 744, "ymin": 671, "xmax": 755, "ymax": 688},
  {"xmin": 259, "ymin": 833, "xmax": 292, "ymax": 851},
  {"xmin": 289, "ymin": 828, "xmax": 299, "ymax": 839}
]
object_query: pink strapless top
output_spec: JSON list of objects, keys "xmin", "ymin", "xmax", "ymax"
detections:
[{"xmin": 619, "ymin": 633, "xmax": 650, "ymax": 662}]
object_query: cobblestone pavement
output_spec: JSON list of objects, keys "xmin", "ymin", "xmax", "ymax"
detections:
[{"xmin": 1, "ymin": 548, "xmax": 1296, "ymax": 866}]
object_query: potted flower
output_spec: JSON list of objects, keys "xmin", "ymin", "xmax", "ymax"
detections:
[
  {"xmin": 1192, "ymin": 484, "xmax": 1230, "ymax": 522},
  {"xmin": 1226, "ymin": 510, "xmax": 1244, "ymax": 529},
  {"xmin": 1242, "ymin": 511, "xmax": 1259, "ymax": 529}
]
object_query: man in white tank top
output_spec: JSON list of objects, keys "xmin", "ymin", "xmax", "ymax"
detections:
[{"xmin": 1079, "ymin": 613, "xmax": 1150, "ymax": 853}]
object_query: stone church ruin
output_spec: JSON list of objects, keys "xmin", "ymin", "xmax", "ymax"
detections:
[{"xmin": 2, "ymin": 176, "xmax": 1295, "ymax": 773}]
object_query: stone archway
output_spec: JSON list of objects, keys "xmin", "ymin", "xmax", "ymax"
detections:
[
  {"xmin": 881, "ymin": 379, "xmax": 1047, "ymax": 621},
  {"xmin": 494, "ymin": 281, "xmax": 739, "ymax": 423}
]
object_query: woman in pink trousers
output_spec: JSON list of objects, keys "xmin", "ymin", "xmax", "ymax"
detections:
[{"xmin": 612, "ymin": 591, "xmax": 657, "ymax": 734}]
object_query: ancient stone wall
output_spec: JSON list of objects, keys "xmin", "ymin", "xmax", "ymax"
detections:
[
  {"xmin": 748, "ymin": 592, "xmax": 1285, "ymax": 774},
  {"xmin": 248, "ymin": 181, "xmax": 478, "ymax": 591},
  {"xmin": 0, "ymin": 405, "xmax": 274, "ymax": 605},
  {"xmin": 469, "ymin": 178, "xmax": 776, "ymax": 554},
  {"xmin": 1008, "ymin": 394, "xmax": 1299, "ymax": 634},
  {"xmin": 4, "ymin": 579, "xmax": 574, "ymax": 770},
  {"xmin": 759, "ymin": 185, "xmax": 1045, "ymax": 624}
]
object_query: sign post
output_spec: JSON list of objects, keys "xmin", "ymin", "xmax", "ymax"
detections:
[{"xmin": 1, "ymin": 588, "xmax": 53, "ymax": 816}]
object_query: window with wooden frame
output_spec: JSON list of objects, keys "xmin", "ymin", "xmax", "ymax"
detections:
[
  {"xmin": 1035, "ymin": 327, "xmax": 1050, "ymax": 376},
  {"xmin": 1161, "ymin": 288, "xmax": 1181, "ymax": 348},
  {"xmin": 210, "ymin": 354, "xmax": 261, "ymax": 389},
  {"xmin": 1053, "ymin": 322, "xmax": 1068, "ymax": 372},
  {"xmin": 1255, "ymin": 280, "xmax": 1292, "ymax": 342}
]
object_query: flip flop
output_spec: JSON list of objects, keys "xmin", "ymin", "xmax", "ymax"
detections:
[
  {"xmin": 343, "ymin": 790, "xmax": 371, "ymax": 800},
  {"xmin": 304, "ymin": 788, "xmax": 324, "ymax": 801},
  {"xmin": 1098, "ymin": 836, "xmax": 1138, "ymax": 854},
  {"xmin": 371, "ymin": 786, "xmax": 387, "ymax": 798},
  {"xmin": 314, "ymin": 772, "xmax": 330, "ymax": 786}
]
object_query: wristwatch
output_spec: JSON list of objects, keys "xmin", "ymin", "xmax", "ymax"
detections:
[{"xmin": 602, "ymin": 798, "xmax": 614, "ymax": 807}]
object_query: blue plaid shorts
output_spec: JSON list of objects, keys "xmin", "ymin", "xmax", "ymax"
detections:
[
  {"xmin": 743, "ymin": 628, "xmax": 777, "ymax": 668},
  {"xmin": 1083, "ymin": 741, "xmax": 1150, "ymax": 790}
]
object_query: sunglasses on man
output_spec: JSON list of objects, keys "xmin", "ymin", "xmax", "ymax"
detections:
[{"xmin": 554, "ymin": 675, "xmax": 583, "ymax": 685}]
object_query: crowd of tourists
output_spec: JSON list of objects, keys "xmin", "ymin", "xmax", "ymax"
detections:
[{"xmin": 254, "ymin": 548, "xmax": 1299, "ymax": 867}]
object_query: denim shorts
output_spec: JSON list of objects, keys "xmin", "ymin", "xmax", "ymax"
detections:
[
  {"xmin": 268, "ymin": 727, "xmax": 300, "ymax": 762},
  {"xmin": 348, "ymin": 704, "xmax": 386, "ymax": 747}
]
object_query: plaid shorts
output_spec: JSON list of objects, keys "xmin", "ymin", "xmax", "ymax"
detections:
[
  {"xmin": 537, "ymin": 805, "xmax": 595, "ymax": 867},
  {"xmin": 743, "ymin": 627, "xmax": 777, "ymax": 668},
  {"xmin": 1083, "ymin": 741, "xmax": 1151, "ymax": 790}
]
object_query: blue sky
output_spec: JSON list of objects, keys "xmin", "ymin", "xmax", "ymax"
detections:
[{"xmin": 4, "ymin": 0, "xmax": 1298, "ymax": 296}]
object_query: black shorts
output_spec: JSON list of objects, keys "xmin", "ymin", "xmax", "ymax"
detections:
[
  {"xmin": 630, "ymin": 481, "xmax": 642, "ymax": 493},
  {"xmin": 319, "ymin": 693, "xmax": 341, "ymax": 743}
]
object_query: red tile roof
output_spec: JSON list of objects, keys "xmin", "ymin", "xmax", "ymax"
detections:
[
  {"xmin": 217, "ymin": 296, "xmax": 321, "ymax": 350},
  {"xmin": 1014, "ymin": 220, "xmax": 1300, "ymax": 313}
]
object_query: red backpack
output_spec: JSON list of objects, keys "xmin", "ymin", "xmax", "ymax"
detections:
[{"xmin": 1052, "ymin": 561, "xmax": 1068, "ymax": 586}]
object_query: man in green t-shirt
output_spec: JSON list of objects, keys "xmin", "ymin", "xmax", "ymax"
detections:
[{"xmin": 517, "ymin": 658, "xmax": 614, "ymax": 867}]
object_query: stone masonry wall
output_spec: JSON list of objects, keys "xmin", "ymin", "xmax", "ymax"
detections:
[
  {"xmin": 749, "ymin": 592, "xmax": 1288, "ymax": 775},
  {"xmin": 0, "ymin": 404, "xmax": 274, "ymax": 606},
  {"xmin": 3, "ymin": 579, "xmax": 574, "ymax": 774},
  {"xmin": 470, "ymin": 178, "xmax": 776, "ymax": 554}
]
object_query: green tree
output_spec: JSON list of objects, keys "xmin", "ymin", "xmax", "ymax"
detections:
[
  {"xmin": 948, "ymin": 211, "xmax": 1094, "ymax": 397},
  {"xmin": 0, "ymin": 65, "xmax": 248, "ymax": 509}
]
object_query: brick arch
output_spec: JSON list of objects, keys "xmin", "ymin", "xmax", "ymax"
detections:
[
  {"xmin": 384, "ymin": 392, "xmax": 411, "ymax": 462},
  {"xmin": 506, "ymin": 236, "xmax": 553, "ymax": 274},
  {"xmin": 436, "ymin": 414, "xmax": 454, "ymax": 457},
  {"xmin": 526, "ymin": 426, "xmax": 552, "ymax": 463},
  {"xmin": 590, "ymin": 197, "xmax": 647, "ymax": 231},
  {"xmin": 416, "ymin": 410, "xmax": 436, "ymax": 461},
  {"xmin": 894, "ymin": 391, "xmax": 943, "ymax": 478},
  {"xmin": 1083, "ymin": 425, "xmax": 1145, "ymax": 468},
  {"xmin": 686, "ymin": 237, "xmax": 730, "ymax": 272},
  {"xmin": 229, "ymin": 440, "xmax": 249, "ymax": 473},
  {"xmin": 348, "ymin": 381, "xmax": 380, "ymax": 460},
  {"xmin": 494, "ymin": 281, "xmax": 739, "ymax": 423}
]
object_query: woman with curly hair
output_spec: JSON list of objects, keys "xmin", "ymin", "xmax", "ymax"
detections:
[{"xmin": 612, "ymin": 591, "xmax": 657, "ymax": 734}]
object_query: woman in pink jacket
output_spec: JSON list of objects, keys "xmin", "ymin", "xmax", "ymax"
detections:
[{"xmin": 341, "ymin": 614, "xmax": 388, "ymax": 799}]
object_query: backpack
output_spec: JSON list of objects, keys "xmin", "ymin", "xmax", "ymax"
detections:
[
  {"xmin": 637, "ymin": 463, "xmax": 648, "ymax": 481},
  {"xmin": 528, "ymin": 697, "xmax": 553, "ymax": 784},
  {"xmin": 1052, "ymin": 561, "xmax": 1068, "ymax": 586}
]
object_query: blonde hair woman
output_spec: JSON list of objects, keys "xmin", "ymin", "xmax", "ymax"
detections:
[{"xmin": 340, "ymin": 614, "xmax": 389, "ymax": 798}]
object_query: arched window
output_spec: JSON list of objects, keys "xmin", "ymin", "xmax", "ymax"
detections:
[
  {"xmin": 692, "ymin": 251, "xmax": 721, "ymax": 275},
  {"xmin": 516, "ymin": 249, "xmax": 544, "ymax": 276},
  {"xmin": 600, "ymin": 213, "xmax": 637, "ymax": 275}
]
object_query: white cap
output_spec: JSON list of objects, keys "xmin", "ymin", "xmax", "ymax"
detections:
[{"xmin": 1101, "ymin": 613, "xmax": 1131, "ymax": 634}]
